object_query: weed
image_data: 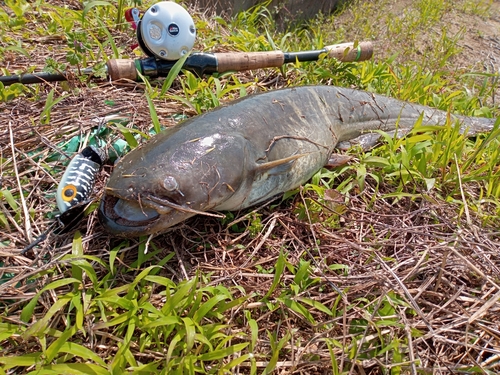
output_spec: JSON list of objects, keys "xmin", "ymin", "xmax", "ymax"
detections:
[{"xmin": 1, "ymin": 0, "xmax": 500, "ymax": 373}]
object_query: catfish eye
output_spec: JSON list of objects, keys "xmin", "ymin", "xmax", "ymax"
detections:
[{"xmin": 163, "ymin": 176, "xmax": 179, "ymax": 191}]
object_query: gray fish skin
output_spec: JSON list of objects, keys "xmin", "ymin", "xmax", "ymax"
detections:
[{"xmin": 99, "ymin": 85, "xmax": 495, "ymax": 237}]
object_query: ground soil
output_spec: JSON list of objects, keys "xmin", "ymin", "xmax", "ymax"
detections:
[
  {"xmin": 1, "ymin": 0, "xmax": 500, "ymax": 373},
  {"xmin": 338, "ymin": 0, "xmax": 500, "ymax": 100}
]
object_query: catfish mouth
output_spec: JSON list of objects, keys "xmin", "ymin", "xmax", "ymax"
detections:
[
  {"xmin": 99, "ymin": 192, "xmax": 226, "ymax": 236},
  {"xmin": 99, "ymin": 195, "xmax": 160, "ymax": 228}
]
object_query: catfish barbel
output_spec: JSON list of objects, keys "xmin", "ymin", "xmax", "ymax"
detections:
[{"xmin": 99, "ymin": 85, "xmax": 496, "ymax": 237}]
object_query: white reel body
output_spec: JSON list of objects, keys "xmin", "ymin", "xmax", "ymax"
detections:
[{"xmin": 138, "ymin": 1, "xmax": 196, "ymax": 61}]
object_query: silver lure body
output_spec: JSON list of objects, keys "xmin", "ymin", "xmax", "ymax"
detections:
[{"xmin": 99, "ymin": 85, "xmax": 495, "ymax": 237}]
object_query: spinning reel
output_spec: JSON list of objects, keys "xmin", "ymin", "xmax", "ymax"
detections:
[{"xmin": 126, "ymin": 1, "xmax": 196, "ymax": 61}]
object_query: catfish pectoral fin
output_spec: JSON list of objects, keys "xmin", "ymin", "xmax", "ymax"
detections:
[{"xmin": 255, "ymin": 153, "xmax": 309, "ymax": 176}]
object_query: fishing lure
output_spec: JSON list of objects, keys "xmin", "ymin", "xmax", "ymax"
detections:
[
  {"xmin": 56, "ymin": 145, "xmax": 107, "ymax": 214},
  {"xmin": 21, "ymin": 145, "xmax": 107, "ymax": 255}
]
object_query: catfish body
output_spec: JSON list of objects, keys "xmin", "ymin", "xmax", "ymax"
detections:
[{"xmin": 99, "ymin": 86, "xmax": 495, "ymax": 237}]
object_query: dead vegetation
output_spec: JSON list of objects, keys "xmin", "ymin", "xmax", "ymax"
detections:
[{"xmin": 1, "ymin": 0, "xmax": 500, "ymax": 373}]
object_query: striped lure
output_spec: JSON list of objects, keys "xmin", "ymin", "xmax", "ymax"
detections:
[
  {"xmin": 56, "ymin": 145, "xmax": 107, "ymax": 213},
  {"xmin": 21, "ymin": 145, "xmax": 106, "ymax": 254}
]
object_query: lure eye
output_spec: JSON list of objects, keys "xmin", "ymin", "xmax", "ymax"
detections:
[
  {"xmin": 61, "ymin": 184, "xmax": 78, "ymax": 201},
  {"xmin": 163, "ymin": 176, "xmax": 179, "ymax": 192}
]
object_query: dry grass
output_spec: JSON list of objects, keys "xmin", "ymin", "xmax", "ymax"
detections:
[{"xmin": 1, "ymin": 0, "xmax": 500, "ymax": 373}]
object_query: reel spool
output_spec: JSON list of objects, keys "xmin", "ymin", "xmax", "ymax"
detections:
[{"xmin": 136, "ymin": 1, "xmax": 196, "ymax": 61}]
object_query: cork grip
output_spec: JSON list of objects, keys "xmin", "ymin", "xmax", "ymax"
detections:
[
  {"xmin": 326, "ymin": 41, "xmax": 373, "ymax": 62},
  {"xmin": 215, "ymin": 51, "xmax": 285, "ymax": 73},
  {"xmin": 106, "ymin": 59, "xmax": 139, "ymax": 81}
]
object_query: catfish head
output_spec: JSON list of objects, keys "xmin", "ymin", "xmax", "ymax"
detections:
[{"xmin": 99, "ymin": 130, "xmax": 253, "ymax": 237}]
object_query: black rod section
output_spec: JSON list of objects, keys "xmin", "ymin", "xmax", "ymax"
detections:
[
  {"xmin": 283, "ymin": 50, "xmax": 324, "ymax": 63},
  {"xmin": 0, "ymin": 71, "xmax": 68, "ymax": 85}
]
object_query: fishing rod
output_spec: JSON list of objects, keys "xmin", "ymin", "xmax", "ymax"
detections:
[
  {"xmin": 1, "ymin": 41, "xmax": 373, "ymax": 85},
  {"xmin": 108, "ymin": 41, "xmax": 373, "ymax": 80},
  {"xmin": 2, "ymin": 0, "xmax": 373, "ymax": 85}
]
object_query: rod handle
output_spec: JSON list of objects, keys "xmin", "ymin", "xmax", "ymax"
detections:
[
  {"xmin": 325, "ymin": 41, "xmax": 373, "ymax": 62},
  {"xmin": 214, "ymin": 51, "xmax": 285, "ymax": 73},
  {"xmin": 106, "ymin": 59, "xmax": 139, "ymax": 81}
]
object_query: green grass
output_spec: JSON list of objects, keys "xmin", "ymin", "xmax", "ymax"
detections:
[{"xmin": 1, "ymin": 0, "xmax": 499, "ymax": 373}]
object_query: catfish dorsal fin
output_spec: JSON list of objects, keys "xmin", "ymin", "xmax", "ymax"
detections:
[{"xmin": 255, "ymin": 153, "xmax": 307, "ymax": 176}]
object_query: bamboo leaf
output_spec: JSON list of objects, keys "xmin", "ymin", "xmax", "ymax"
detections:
[
  {"xmin": 297, "ymin": 296, "xmax": 334, "ymax": 316},
  {"xmin": 142, "ymin": 316, "xmax": 181, "ymax": 329},
  {"xmin": 282, "ymin": 297, "xmax": 316, "ymax": 324},
  {"xmin": 82, "ymin": 0, "xmax": 113, "ymax": 22},
  {"xmin": 182, "ymin": 317, "xmax": 196, "ymax": 352},
  {"xmin": 45, "ymin": 324, "xmax": 78, "ymax": 362},
  {"xmin": 264, "ymin": 249, "xmax": 286, "ymax": 299},
  {"xmin": 160, "ymin": 51, "xmax": 191, "ymax": 97},
  {"xmin": 248, "ymin": 317, "xmax": 258, "ymax": 351},
  {"xmin": 197, "ymin": 343, "xmax": 249, "ymax": 361},
  {"xmin": 162, "ymin": 276, "xmax": 197, "ymax": 315},
  {"xmin": 0, "ymin": 353, "xmax": 42, "ymax": 369},
  {"xmin": 193, "ymin": 294, "xmax": 228, "ymax": 323},
  {"xmin": 21, "ymin": 280, "xmax": 79, "ymax": 323},
  {"xmin": 71, "ymin": 231, "xmax": 83, "ymax": 283},
  {"xmin": 144, "ymin": 92, "xmax": 162, "ymax": 135},
  {"xmin": 26, "ymin": 363, "xmax": 109, "ymax": 375},
  {"xmin": 221, "ymin": 353, "xmax": 253, "ymax": 371}
]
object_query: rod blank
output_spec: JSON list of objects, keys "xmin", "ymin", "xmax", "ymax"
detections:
[{"xmin": 1, "ymin": 41, "xmax": 374, "ymax": 85}]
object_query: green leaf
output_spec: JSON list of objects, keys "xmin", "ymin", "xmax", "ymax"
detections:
[
  {"xmin": 247, "ymin": 316, "xmax": 258, "ymax": 351},
  {"xmin": 324, "ymin": 339, "xmax": 340, "ymax": 375},
  {"xmin": 0, "ymin": 353, "xmax": 42, "ymax": 369},
  {"xmin": 127, "ymin": 362, "xmax": 161, "ymax": 373},
  {"xmin": 282, "ymin": 297, "xmax": 316, "ymax": 324},
  {"xmin": 363, "ymin": 155, "xmax": 392, "ymax": 167},
  {"xmin": 221, "ymin": 353, "xmax": 254, "ymax": 371},
  {"xmin": 114, "ymin": 123, "xmax": 139, "ymax": 149},
  {"xmin": 26, "ymin": 363, "xmax": 109, "ymax": 375},
  {"xmin": 182, "ymin": 317, "xmax": 196, "ymax": 352},
  {"xmin": 21, "ymin": 279, "xmax": 81, "ymax": 322},
  {"xmin": 0, "ymin": 322, "xmax": 20, "ymax": 341},
  {"xmin": 82, "ymin": 0, "xmax": 113, "ymax": 22},
  {"xmin": 162, "ymin": 276, "xmax": 197, "ymax": 315},
  {"xmin": 108, "ymin": 241, "xmax": 128, "ymax": 275},
  {"xmin": 144, "ymin": 92, "xmax": 162, "ymax": 135},
  {"xmin": 166, "ymin": 332, "xmax": 182, "ymax": 364},
  {"xmin": 71, "ymin": 292, "xmax": 84, "ymax": 330},
  {"xmin": 264, "ymin": 249, "xmax": 286, "ymax": 299},
  {"xmin": 197, "ymin": 343, "xmax": 249, "ymax": 361},
  {"xmin": 71, "ymin": 231, "xmax": 83, "ymax": 282},
  {"xmin": 293, "ymin": 260, "xmax": 310, "ymax": 286},
  {"xmin": 45, "ymin": 325, "xmax": 78, "ymax": 362},
  {"xmin": 40, "ymin": 89, "xmax": 68, "ymax": 124},
  {"xmin": 264, "ymin": 330, "xmax": 290, "ymax": 374},
  {"xmin": 23, "ymin": 295, "xmax": 72, "ymax": 338},
  {"xmin": 131, "ymin": 265, "xmax": 161, "ymax": 287},
  {"xmin": 4, "ymin": 45, "xmax": 29, "ymax": 57},
  {"xmin": 142, "ymin": 316, "xmax": 181, "ymax": 329},
  {"xmin": 160, "ymin": 51, "xmax": 191, "ymax": 97},
  {"xmin": 193, "ymin": 294, "xmax": 228, "ymax": 323},
  {"xmin": 296, "ymin": 296, "xmax": 334, "ymax": 316},
  {"xmin": 1, "ymin": 189, "xmax": 19, "ymax": 211},
  {"xmin": 67, "ymin": 258, "xmax": 98, "ymax": 286},
  {"xmin": 144, "ymin": 275, "xmax": 176, "ymax": 288},
  {"xmin": 96, "ymin": 17, "xmax": 119, "ymax": 58},
  {"xmin": 93, "ymin": 309, "xmax": 135, "ymax": 330},
  {"xmin": 215, "ymin": 295, "xmax": 250, "ymax": 314}
]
